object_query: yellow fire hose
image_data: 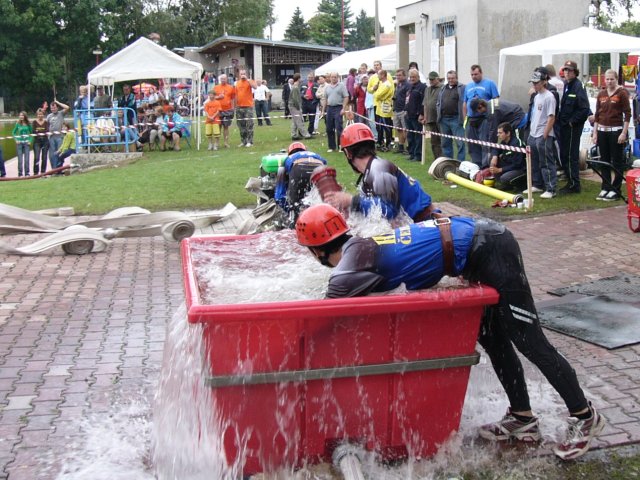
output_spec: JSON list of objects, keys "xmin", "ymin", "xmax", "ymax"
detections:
[{"xmin": 445, "ymin": 172, "xmax": 524, "ymax": 205}]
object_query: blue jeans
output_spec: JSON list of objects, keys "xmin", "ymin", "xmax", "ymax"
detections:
[
  {"xmin": 366, "ymin": 107, "xmax": 378, "ymax": 142},
  {"xmin": 406, "ymin": 116, "xmax": 422, "ymax": 160},
  {"xmin": 439, "ymin": 115, "xmax": 466, "ymax": 160},
  {"xmin": 16, "ymin": 143, "xmax": 30, "ymax": 176},
  {"xmin": 326, "ymin": 105, "xmax": 343, "ymax": 150},
  {"xmin": 465, "ymin": 118, "xmax": 489, "ymax": 167},
  {"xmin": 528, "ymin": 135, "xmax": 557, "ymax": 193},
  {"xmin": 49, "ymin": 136, "xmax": 63, "ymax": 169},
  {"xmin": 0, "ymin": 144, "xmax": 5, "ymax": 176},
  {"xmin": 255, "ymin": 100, "xmax": 271, "ymax": 125}
]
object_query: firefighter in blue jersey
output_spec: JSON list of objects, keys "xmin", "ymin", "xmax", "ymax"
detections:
[
  {"xmin": 295, "ymin": 204, "xmax": 604, "ymax": 461},
  {"xmin": 324, "ymin": 123, "xmax": 434, "ymax": 222},
  {"xmin": 274, "ymin": 141, "xmax": 327, "ymax": 218}
]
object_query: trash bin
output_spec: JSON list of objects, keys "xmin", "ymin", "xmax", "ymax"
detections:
[
  {"xmin": 181, "ymin": 235, "xmax": 499, "ymax": 475},
  {"xmin": 627, "ymin": 168, "xmax": 640, "ymax": 232}
]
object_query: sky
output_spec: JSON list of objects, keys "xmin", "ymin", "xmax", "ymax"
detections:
[{"xmin": 269, "ymin": 0, "xmax": 415, "ymax": 41}]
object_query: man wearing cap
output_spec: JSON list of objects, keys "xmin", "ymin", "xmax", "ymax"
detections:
[
  {"xmin": 420, "ymin": 71, "xmax": 443, "ymax": 160},
  {"xmin": 558, "ymin": 60, "xmax": 590, "ymax": 194},
  {"xmin": 527, "ymin": 70, "xmax": 558, "ymax": 199},
  {"xmin": 462, "ymin": 65, "xmax": 500, "ymax": 167}
]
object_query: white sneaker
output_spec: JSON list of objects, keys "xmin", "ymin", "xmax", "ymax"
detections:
[
  {"xmin": 238, "ymin": 143, "xmax": 245, "ymax": 147},
  {"xmin": 213, "ymin": 144, "xmax": 218, "ymax": 151},
  {"xmin": 602, "ymin": 191, "xmax": 620, "ymax": 202},
  {"xmin": 540, "ymin": 191, "xmax": 556, "ymax": 199},
  {"xmin": 553, "ymin": 404, "xmax": 605, "ymax": 460},
  {"xmin": 207, "ymin": 144, "xmax": 213, "ymax": 151},
  {"xmin": 245, "ymin": 143, "xmax": 253, "ymax": 147},
  {"xmin": 595, "ymin": 190, "xmax": 608, "ymax": 201},
  {"xmin": 327, "ymin": 149, "xmax": 334, "ymax": 153},
  {"xmin": 522, "ymin": 186, "xmax": 544, "ymax": 194}
]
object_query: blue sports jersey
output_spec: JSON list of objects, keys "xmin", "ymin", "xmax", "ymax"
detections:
[
  {"xmin": 464, "ymin": 79, "xmax": 500, "ymax": 118},
  {"xmin": 351, "ymin": 156, "xmax": 432, "ymax": 220},
  {"xmin": 327, "ymin": 217, "xmax": 476, "ymax": 298},
  {"xmin": 274, "ymin": 151, "xmax": 326, "ymax": 208}
]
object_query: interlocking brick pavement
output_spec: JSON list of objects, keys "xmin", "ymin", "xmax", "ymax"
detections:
[{"xmin": 0, "ymin": 204, "xmax": 638, "ymax": 478}]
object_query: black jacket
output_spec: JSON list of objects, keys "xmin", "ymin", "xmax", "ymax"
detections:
[{"xmin": 559, "ymin": 79, "xmax": 590, "ymax": 126}]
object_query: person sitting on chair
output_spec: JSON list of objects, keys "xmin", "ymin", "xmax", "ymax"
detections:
[{"xmin": 160, "ymin": 107, "xmax": 185, "ymax": 152}]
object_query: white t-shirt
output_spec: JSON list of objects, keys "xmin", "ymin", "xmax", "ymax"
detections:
[
  {"xmin": 253, "ymin": 85, "xmax": 270, "ymax": 101},
  {"xmin": 530, "ymin": 89, "xmax": 556, "ymax": 138}
]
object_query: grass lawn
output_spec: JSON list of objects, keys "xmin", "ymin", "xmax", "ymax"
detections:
[{"xmin": 0, "ymin": 115, "xmax": 615, "ymax": 217}]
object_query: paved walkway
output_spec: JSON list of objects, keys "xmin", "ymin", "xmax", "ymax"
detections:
[{"xmin": 0, "ymin": 203, "xmax": 638, "ymax": 478}]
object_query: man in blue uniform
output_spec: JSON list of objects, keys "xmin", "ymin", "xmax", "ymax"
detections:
[
  {"xmin": 274, "ymin": 141, "xmax": 327, "ymax": 217},
  {"xmin": 295, "ymin": 204, "xmax": 605, "ymax": 461},
  {"xmin": 324, "ymin": 123, "xmax": 434, "ymax": 222}
]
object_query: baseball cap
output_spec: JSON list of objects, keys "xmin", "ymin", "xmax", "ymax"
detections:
[
  {"xmin": 529, "ymin": 71, "xmax": 544, "ymax": 83},
  {"xmin": 428, "ymin": 71, "xmax": 439, "ymax": 80},
  {"xmin": 562, "ymin": 60, "xmax": 578, "ymax": 71}
]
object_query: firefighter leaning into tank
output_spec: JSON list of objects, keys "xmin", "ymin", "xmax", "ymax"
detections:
[
  {"xmin": 323, "ymin": 123, "xmax": 435, "ymax": 223},
  {"xmin": 295, "ymin": 203, "xmax": 605, "ymax": 461},
  {"xmin": 274, "ymin": 141, "xmax": 327, "ymax": 219}
]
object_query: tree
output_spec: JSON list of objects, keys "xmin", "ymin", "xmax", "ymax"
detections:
[
  {"xmin": 347, "ymin": 9, "xmax": 375, "ymax": 51},
  {"xmin": 284, "ymin": 7, "xmax": 309, "ymax": 42},
  {"xmin": 308, "ymin": 0, "xmax": 354, "ymax": 47}
]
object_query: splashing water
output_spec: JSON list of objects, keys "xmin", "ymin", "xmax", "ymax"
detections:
[{"xmin": 52, "ymin": 211, "xmax": 601, "ymax": 479}]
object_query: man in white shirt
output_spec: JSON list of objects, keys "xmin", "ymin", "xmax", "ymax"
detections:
[
  {"xmin": 526, "ymin": 71, "xmax": 558, "ymax": 199},
  {"xmin": 254, "ymin": 80, "xmax": 272, "ymax": 126}
]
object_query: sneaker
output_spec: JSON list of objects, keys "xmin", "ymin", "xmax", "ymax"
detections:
[
  {"xmin": 553, "ymin": 404, "xmax": 605, "ymax": 460},
  {"xmin": 478, "ymin": 409, "xmax": 542, "ymax": 443},
  {"xmin": 522, "ymin": 186, "xmax": 544, "ymax": 194},
  {"xmin": 207, "ymin": 144, "xmax": 213, "ymax": 151},
  {"xmin": 327, "ymin": 149, "xmax": 334, "ymax": 153},
  {"xmin": 213, "ymin": 144, "xmax": 218, "ymax": 151},
  {"xmin": 238, "ymin": 143, "xmax": 245, "ymax": 147},
  {"xmin": 595, "ymin": 190, "xmax": 608, "ymax": 201},
  {"xmin": 602, "ymin": 191, "xmax": 620, "ymax": 202},
  {"xmin": 245, "ymin": 143, "xmax": 253, "ymax": 147},
  {"xmin": 224, "ymin": 143, "xmax": 230, "ymax": 149},
  {"xmin": 540, "ymin": 191, "xmax": 556, "ymax": 199}
]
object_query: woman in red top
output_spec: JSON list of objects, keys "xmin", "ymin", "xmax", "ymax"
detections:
[
  {"xmin": 354, "ymin": 75, "xmax": 368, "ymax": 122},
  {"xmin": 591, "ymin": 69, "xmax": 631, "ymax": 201}
]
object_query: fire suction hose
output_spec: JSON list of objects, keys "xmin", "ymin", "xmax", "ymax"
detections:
[{"xmin": 332, "ymin": 444, "xmax": 365, "ymax": 480}]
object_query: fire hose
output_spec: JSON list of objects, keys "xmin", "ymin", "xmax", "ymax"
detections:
[
  {"xmin": 0, "ymin": 202, "xmax": 237, "ymax": 255},
  {"xmin": 332, "ymin": 444, "xmax": 365, "ymax": 480}
]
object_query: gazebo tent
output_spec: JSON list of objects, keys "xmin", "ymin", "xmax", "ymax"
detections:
[
  {"xmin": 315, "ymin": 41, "xmax": 417, "ymax": 76},
  {"xmin": 88, "ymin": 37, "xmax": 204, "ymax": 148},
  {"xmin": 498, "ymin": 27, "xmax": 640, "ymax": 89}
]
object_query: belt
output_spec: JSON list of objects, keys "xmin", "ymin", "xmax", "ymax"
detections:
[
  {"xmin": 597, "ymin": 126, "xmax": 623, "ymax": 132},
  {"xmin": 434, "ymin": 217, "xmax": 456, "ymax": 277}
]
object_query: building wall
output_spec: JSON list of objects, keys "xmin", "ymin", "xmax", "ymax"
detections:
[
  {"xmin": 478, "ymin": 0, "xmax": 589, "ymax": 104},
  {"xmin": 396, "ymin": 0, "xmax": 590, "ymax": 106}
]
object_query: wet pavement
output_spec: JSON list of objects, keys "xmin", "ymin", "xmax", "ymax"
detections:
[{"xmin": 0, "ymin": 170, "xmax": 639, "ymax": 477}]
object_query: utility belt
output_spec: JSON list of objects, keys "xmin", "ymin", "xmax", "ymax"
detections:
[
  {"xmin": 414, "ymin": 208, "xmax": 456, "ymax": 277},
  {"xmin": 597, "ymin": 125, "xmax": 623, "ymax": 132},
  {"xmin": 434, "ymin": 217, "xmax": 455, "ymax": 277}
]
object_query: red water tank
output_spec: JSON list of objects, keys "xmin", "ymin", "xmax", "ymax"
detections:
[{"xmin": 627, "ymin": 169, "xmax": 640, "ymax": 232}]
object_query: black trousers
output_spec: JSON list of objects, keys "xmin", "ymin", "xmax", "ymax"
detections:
[
  {"xmin": 559, "ymin": 123, "xmax": 583, "ymax": 188},
  {"xmin": 597, "ymin": 129, "xmax": 626, "ymax": 192},
  {"xmin": 463, "ymin": 219, "xmax": 588, "ymax": 414},
  {"xmin": 302, "ymin": 100, "xmax": 317, "ymax": 135}
]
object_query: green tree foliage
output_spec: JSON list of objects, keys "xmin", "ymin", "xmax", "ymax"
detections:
[
  {"xmin": 308, "ymin": 0, "xmax": 354, "ymax": 47},
  {"xmin": 178, "ymin": 0, "xmax": 273, "ymax": 46},
  {"xmin": 284, "ymin": 7, "xmax": 309, "ymax": 43},
  {"xmin": 347, "ymin": 9, "xmax": 375, "ymax": 51}
]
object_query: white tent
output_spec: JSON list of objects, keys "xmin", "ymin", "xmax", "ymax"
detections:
[
  {"xmin": 315, "ymin": 41, "xmax": 417, "ymax": 76},
  {"xmin": 88, "ymin": 37, "xmax": 204, "ymax": 148},
  {"xmin": 498, "ymin": 27, "xmax": 640, "ymax": 89}
]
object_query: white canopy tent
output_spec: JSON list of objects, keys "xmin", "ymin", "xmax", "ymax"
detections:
[
  {"xmin": 498, "ymin": 27, "xmax": 640, "ymax": 89},
  {"xmin": 88, "ymin": 37, "xmax": 204, "ymax": 148},
  {"xmin": 315, "ymin": 41, "xmax": 417, "ymax": 76}
]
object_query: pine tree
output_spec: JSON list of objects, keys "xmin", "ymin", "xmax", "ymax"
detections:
[
  {"xmin": 284, "ymin": 7, "xmax": 309, "ymax": 42},
  {"xmin": 309, "ymin": 0, "xmax": 354, "ymax": 47},
  {"xmin": 347, "ymin": 9, "xmax": 375, "ymax": 51}
]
